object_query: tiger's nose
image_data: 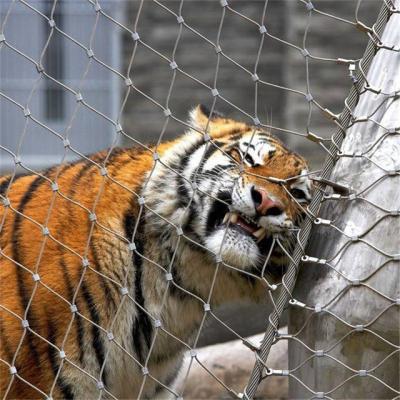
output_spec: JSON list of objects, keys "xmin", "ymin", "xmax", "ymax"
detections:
[{"xmin": 251, "ymin": 187, "xmax": 284, "ymax": 217}]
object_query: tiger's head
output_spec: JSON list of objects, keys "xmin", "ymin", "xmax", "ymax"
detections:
[{"xmin": 145, "ymin": 105, "xmax": 312, "ymax": 275}]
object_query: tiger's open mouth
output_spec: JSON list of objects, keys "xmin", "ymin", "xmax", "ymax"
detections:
[
  {"xmin": 211, "ymin": 207, "xmax": 291, "ymax": 272},
  {"xmin": 220, "ymin": 212, "xmax": 267, "ymax": 243},
  {"xmin": 212, "ymin": 199, "xmax": 273, "ymax": 242}
]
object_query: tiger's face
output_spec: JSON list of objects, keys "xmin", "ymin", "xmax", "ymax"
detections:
[
  {"xmin": 186, "ymin": 106, "xmax": 312, "ymax": 271},
  {"xmin": 195, "ymin": 130, "xmax": 312, "ymax": 271},
  {"xmin": 149, "ymin": 105, "xmax": 312, "ymax": 274}
]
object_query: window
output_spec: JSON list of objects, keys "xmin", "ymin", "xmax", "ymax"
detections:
[{"xmin": 44, "ymin": 0, "xmax": 64, "ymax": 121}]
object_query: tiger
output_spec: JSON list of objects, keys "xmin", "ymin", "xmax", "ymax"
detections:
[{"xmin": 0, "ymin": 105, "xmax": 312, "ymax": 400}]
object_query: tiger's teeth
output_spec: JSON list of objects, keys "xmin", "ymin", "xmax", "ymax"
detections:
[
  {"xmin": 253, "ymin": 227, "xmax": 266, "ymax": 240},
  {"xmin": 230, "ymin": 213, "xmax": 238, "ymax": 224},
  {"xmin": 222, "ymin": 213, "xmax": 229, "ymax": 224}
]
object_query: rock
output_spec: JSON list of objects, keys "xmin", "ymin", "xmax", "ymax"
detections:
[{"xmin": 174, "ymin": 334, "xmax": 288, "ymax": 399}]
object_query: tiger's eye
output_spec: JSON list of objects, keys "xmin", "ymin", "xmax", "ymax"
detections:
[
  {"xmin": 290, "ymin": 188, "xmax": 306, "ymax": 199},
  {"xmin": 245, "ymin": 154, "xmax": 254, "ymax": 165}
]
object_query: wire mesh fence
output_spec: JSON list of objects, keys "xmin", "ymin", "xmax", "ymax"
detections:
[{"xmin": 0, "ymin": 0, "xmax": 398, "ymax": 399}]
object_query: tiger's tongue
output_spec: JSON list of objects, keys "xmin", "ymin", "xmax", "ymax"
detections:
[{"xmin": 235, "ymin": 215, "xmax": 258, "ymax": 234}]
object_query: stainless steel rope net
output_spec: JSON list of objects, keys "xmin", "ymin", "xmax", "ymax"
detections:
[{"xmin": 0, "ymin": 0, "xmax": 399, "ymax": 399}]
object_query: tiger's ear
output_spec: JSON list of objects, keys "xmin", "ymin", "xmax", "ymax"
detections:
[{"xmin": 188, "ymin": 104, "xmax": 225, "ymax": 131}]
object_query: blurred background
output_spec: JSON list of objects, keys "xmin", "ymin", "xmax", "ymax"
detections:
[
  {"xmin": 0, "ymin": 0, "xmax": 383, "ymax": 394},
  {"xmin": 1, "ymin": 0, "xmax": 381, "ymax": 173}
]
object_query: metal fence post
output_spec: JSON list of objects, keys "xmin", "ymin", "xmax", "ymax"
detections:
[{"xmin": 289, "ymin": 1, "xmax": 400, "ymax": 398}]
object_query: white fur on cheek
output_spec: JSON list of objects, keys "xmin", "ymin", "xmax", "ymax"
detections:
[
  {"xmin": 184, "ymin": 145, "xmax": 206, "ymax": 180},
  {"xmin": 291, "ymin": 169, "xmax": 312, "ymax": 202},
  {"xmin": 203, "ymin": 152, "xmax": 232, "ymax": 171},
  {"xmin": 239, "ymin": 135, "xmax": 276, "ymax": 166},
  {"xmin": 204, "ymin": 228, "xmax": 260, "ymax": 268}
]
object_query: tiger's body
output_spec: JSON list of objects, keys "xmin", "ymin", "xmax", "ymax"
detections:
[{"xmin": 0, "ymin": 106, "xmax": 312, "ymax": 399}]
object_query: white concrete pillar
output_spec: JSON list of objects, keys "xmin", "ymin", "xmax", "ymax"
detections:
[{"xmin": 289, "ymin": 2, "xmax": 400, "ymax": 398}]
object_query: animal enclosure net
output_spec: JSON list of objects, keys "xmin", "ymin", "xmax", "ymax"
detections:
[{"xmin": 0, "ymin": 0, "xmax": 399, "ymax": 399}]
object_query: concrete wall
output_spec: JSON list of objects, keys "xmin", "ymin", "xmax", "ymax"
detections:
[
  {"xmin": 289, "ymin": 4, "xmax": 400, "ymax": 396},
  {"xmin": 121, "ymin": 0, "xmax": 381, "ymax": 169}
]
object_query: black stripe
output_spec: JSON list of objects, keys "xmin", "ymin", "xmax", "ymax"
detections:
[
  {"xmin": 171, "ymin": 140, "xmax": 232, "ymax": 255},
  {"xmin": 131, "ymin": 316, "xmax": 143, "ymax": 364},
  {"xmin": 104, "ymin": 147, "xmax": 125, "ymax": 162},
  {"xmin": 0, "ymin": 177, "xmax": 11, "ymax": 197},
  {"xmin": 206, "ymin": 163, "xmax": 234, "ymax": 178},
  {"xmin": 63, "ymin": 159, "xmax": 110, "ymax": 382},
  {"xmin": 195, "ymin": 141, "xmax": 224, "ymax": 178},
  {"xmin": 60, "ymin": 258, "xmax": 85, "ymax": 365},
  {"xmin": 124, "ymin": 213, "xmax": 154, "ymax": 364},
  {"xmin": 230, "ymin": 131, "xmax": 247, "ymax": 140},
  {"xmin": 90, "ymin": 242, "xmax": 118, "ymax": 311},
  {"xmin": 47, "ymin": 316, "xmax": 74, "ymax": 399},
  {"xmin": 205, "ymin": 189, "xmax": 231, "ymax": 234},
  {"xmin": 0, "ymin": 173, "xmax": 33, "ymax": 198},
  {"xmin": 175, "ymin": 152, "xmax": 194, "ymax": 208},
  {"xmin": 185, "ymin": 203, "xmax": 202, "ymax": 240},
  {"xmin": 176, "ymin": 175, "xmax": 190, "ymax": 208},
  {"xmin": 11, "ymin": 164, "xmax": 78, "ymax": 370},
  {"xmin": 50, "ymin": 161, "xmax": 88, "ymax": 368},
  {"xmin": 244, "ymin": 153, "xmax": 255, "ymax": 166},
  {"xmin": 175, "ymin": 141, "xmax": 225, "ymax": 233},
  {"xmin": 257, "ymin": 132, "xmax": 274, "ymax": 139},
  {"xmin": 66, "ymin": 159, "xmax": 119, "ymax": 309},
  {"xmin": 242, "ymin": 142, "xmax": 255, "ymax": 149},
  {"xmin": 82, "ymin": 146, "xmax": 140, "ymax": 166},
  {"xmin": 80, "ymin": 281, "xmax": 107, "ymax": 387},
  {"xmin": 123, "ymin": 212, "xmax": 135, "ymax": 242},
  {"xmin": 109, "ymin": 146, "xmax": 146, "ymax": 166},
  {"xmin": 12, "ymin": 175, "xmax": 44, "ymax": 367},
  {"xmin": 68, "ymin": 160, "xmax": 95, "ymax": 199},
  {"xmin": 198, "ymin": 104, "xmax": 225, "ymax": 120},
  {"xmin": 169, "ymin": 140, "xmax": 204, "ymax": 209},
  {"xmin": 132, "ymin": 233, "xmax": 153, "ymax": 360}
]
